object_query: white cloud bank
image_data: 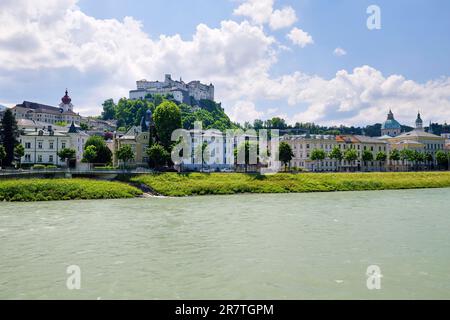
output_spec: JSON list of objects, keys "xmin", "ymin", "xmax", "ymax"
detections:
[{"xmin": 0, "ymin": 0, "xmax": 449, "ymax": 126}]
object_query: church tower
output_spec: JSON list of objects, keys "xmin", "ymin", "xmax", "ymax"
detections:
[
  {"xmin": 59, "ymin": 89, "xmax": 74, "ymax": 112},
  {"xmin": 381, "ymin": 109, "xmax": 401, "ymax": 137},
  {"xmin": 415, "ymin": 111, "xmax": 423, "ymax": 131}
]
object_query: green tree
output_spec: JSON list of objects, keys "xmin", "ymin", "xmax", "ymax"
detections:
[
  {"xmin": 84, "ymin": 136, "xmax": 112, "ymax": 164},
  {"xmin": 310, "ymin": 149, "xmax": 326, "ymax": 171},
  {"xmin": 153, "ymin": 101, "xmax": 182, "ymax": 149},
  {"xmin": 389, "ymin": 149, "xmax": 401, "ymax": 163},
  {"xmin": 344, "ymin": 148, "xmax": 358, "ymax": 169},
  {"xmin": 329, "ymin": 146, "xmax": 343, "ymax": 172},
  {"xmin": 0, "ymin": 109, "xmax": 18, "ymax": 166},
  {"xmin": 362, "ymin": 150, "xmax": 373, "ymax": 169},
  {"xmin": 80, "ymin": 123, "xmax": 89, "ymax": 131},
  {"xmin": 14, "ymin": 144, "xmax": 25, "ymax": 168},
  {"xmin": 279, "ymin": 142, "xmax": 294, "ymax": 171},
  {"xmin": 436, "ymin": 150, "xmax": 449, "ymax": 170},
  {"xmin": 146, "ymin": 143, "xmax": 169, "ymax": 169},
  {"xmin": 376, "ymin": 151, "xmax": 387, "ymax": 162},
  {"xmin": 116, "ymin": 144, "xmax": 135, "ymax": 168},
  {"xmin": 101, "ymin": 99, "xmax": 116, "ymax": 120},
  {"xmin": 58, "ymin": 148, "xmax": 76, "ymax": 168},
  {"xmin": 0, "ymin": 145, "xmax": 6, "ymax": 168},
  {"xmin": 82, "ymin": 145, "xmax": 97, "ymax": 165}
]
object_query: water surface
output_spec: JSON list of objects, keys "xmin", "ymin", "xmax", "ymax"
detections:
[{"xmin": 1, "ymin": 189, "xmax": 449, "ymax": 299}]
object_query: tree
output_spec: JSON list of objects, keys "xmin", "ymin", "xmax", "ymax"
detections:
[
  {"xmin": 196, "ymin": 141, "xmax": 210, "ymax": 172},
  {"xmin": 389, "ymin": 149, "xmax": 401, "ymax": 161},
  {"xmin": 153, "ymin": 101, "xmax": 182, "ymax": 149},
  {"xmin": 436, "ymin": 150, "xmax": 449, "ymax": 170},
  {"xmin": 101, "ymin": 99, "xmax": 116, "ymax": 120},
  {"xmin": 279, "ymin": 142, "xmax": 294, "ymax": 171},
  {"xmin": 82, "ymin": 145, "xmax": 97, "ymax": 165},
  {"xmin": 310, "ymin": 149, "xmax": 326, "ymax": 171},
  {"xmin": 14, "ymin": 144, "xmax": 25, "ymax": 168},
  {"xmin": 344, "ymin": 148, "xmax": 358, "ymax": 169},
  {"xmin": 84, "ymin": 136, "xmax": 112, "ymax": 164},
  {"xmin": 376, "ymin": 151, "xmax": 387, "ymax": 162},
  {"xmin": 329, "ymin": 146, "xmax": 343, "ymax": 172},
  {"xmin": 0, "ymin": 109, "xmax": 18, "ymax": 167},
  {"xmin": 116, "ymin": 144, "xmax": 135, "ymax": 168},
  {"xmin": 58, "ymin": 148, "xmax": 76, "ymax": 168},
  {"xmin": 0, "ymin": 145, "xmax": 6, "ymax": 168},
  {"xmin": 400, "ymin": 149, "xmax": 415, "ymax": 170},
  {"xmin": 80, "ymin": 123, "xmax": 89, "ymax": 131},
  {"xmin": 362, "ymin": 150, "xmax": 374, "ymax": 169},
  {"xmin": 146, "ymin": 143, "xmax": 169, "ymax": 169}
]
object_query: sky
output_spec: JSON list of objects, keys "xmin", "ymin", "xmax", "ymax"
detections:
[{"xmin": 1, "ymin": 0, "xmax": 450, "ymax": 127}]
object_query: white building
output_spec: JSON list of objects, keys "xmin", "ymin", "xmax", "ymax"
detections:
[
  {"xmin": 130, "ymin": 74, "xmax": 214, "ymax": 104},
  {"xmin": 20, "ymin": 123, "xmax": 88, "ymax": 166}
]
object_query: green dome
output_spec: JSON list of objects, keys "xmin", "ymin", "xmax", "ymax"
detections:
[{"xmin": 381, "ymin": 119, "xmax": 401, "ymax": 130}]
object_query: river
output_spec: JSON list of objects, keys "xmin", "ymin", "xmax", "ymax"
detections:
[{"xmin": 1, "ymin": 188, "xmax": 449, "ymax": 299}]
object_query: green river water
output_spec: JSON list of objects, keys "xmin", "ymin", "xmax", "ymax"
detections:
[{"xmin": 0, "ymin": 188, "xmax": 449, "ymax": 299}]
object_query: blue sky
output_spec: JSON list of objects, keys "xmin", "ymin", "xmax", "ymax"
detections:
[{"xmin": 1, "ymin": 0, "xmax": 450, "ymax": 126}]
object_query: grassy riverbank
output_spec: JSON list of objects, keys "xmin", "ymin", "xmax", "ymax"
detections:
[
  {"xmin": 131, "ymin": 172, "xmax": 450, "ymax": 196},
  {"xmin": 0, "ymin": 178, "xmax": 142, "ymax": 202}
]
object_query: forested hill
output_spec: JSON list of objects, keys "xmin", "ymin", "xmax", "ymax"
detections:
[{"xmin": 99, "ymin": 94, "xmax": 237, "ymax": 131}]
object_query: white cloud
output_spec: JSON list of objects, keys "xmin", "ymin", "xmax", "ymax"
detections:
[
  {"xmin": 287, "ymin": 27, "xmax": 313, "ymax": 47},
  {"xmin": 333, "ymin": 47, "xmax": 347, "ymax": 57},
  {"xmin": 234, "ymin": 0, "xmax": 297, "ymax": 30},
  {"xmin": 233, "ymin": 0, "xmax": 274, "ymax": 25},
  {"xmin": 229, "ymin": 101, "xmax": 265, "ymax": 123},
  {"xmin": 269, "ymin": 7, "xmax": 298, "ymax": 30}
]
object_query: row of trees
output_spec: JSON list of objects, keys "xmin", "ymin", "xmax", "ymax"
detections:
[{"xmin": 278, "ymin": 143, "xmax": 450, "ymax": 172}]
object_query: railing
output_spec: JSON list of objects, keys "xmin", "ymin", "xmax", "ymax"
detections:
[{"xmin": 0, "ymin": 168, "xmax": 155, "ymax": 176}]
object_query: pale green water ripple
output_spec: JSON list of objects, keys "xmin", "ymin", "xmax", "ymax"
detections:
[{"xmin": 0, "ymin": 188, "xmax": 449, "ymax": 299}]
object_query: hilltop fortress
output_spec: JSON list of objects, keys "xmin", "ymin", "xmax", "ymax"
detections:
[{"xmin": 129, "ymin": 74, "xmax": 214, "ymax": 104}]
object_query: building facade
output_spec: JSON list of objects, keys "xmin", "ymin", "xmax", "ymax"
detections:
[
  {"xmin": 20, "ymin": 123, "xmax": 88, "ymax": 166},
  {"xmin": 130, "ymin": 74, "xmax": 214, "ymax": 104},
  {"xmin": 11, "ymin": 90, "xmax": 81, "ymax": 125}
]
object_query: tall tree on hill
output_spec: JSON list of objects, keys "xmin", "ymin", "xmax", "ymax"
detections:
[
  {"xmin": 101, "ymin": 99, "xmax": 116, "ymax": 120},
  {"xmin": 0, "ymin": 109, "xmax": 18, "ymax": 167},
  {"xmin": 153, "ymin": 101, "xmax": 182, "ymax": 149}
]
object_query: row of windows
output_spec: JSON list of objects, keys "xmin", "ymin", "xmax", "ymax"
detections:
[
  {"xmin": 25, "ymin": 141, "xmax": 68, "ymax": 150},
  {"xmin": 24, "ymin": 154, "xmax": 58, "ymax": 163}
]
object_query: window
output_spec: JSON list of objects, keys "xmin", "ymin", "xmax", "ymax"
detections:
[
  {"xmin": 62, "ymin": 142, "xmax": 66, "ymax": 149},
  {"xmin": 25, "ymin": 154, "xmax": 31, "ymax": 162},
  {"xmin": 37, "ymin": 155, "xmax": 43, "ymax": 163},
  {"xmin": 38, "ymin": 142, "xmax": 43, "ymax": 149},
  {"xmin": 49, "ymin": 155, "xmax": 54, "ymax": 163},
  {"xmin": 49, "ymin": 142, "xmax": 54, "ymax": 149},
  {"xmin": 25, "ymin": 142, "xmax": 31, "ymax": 149}
]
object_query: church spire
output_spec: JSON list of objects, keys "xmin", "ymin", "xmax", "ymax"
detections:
[{"xmin": 415, "ymin": 111, "xmax": 423, "ymax": 130}]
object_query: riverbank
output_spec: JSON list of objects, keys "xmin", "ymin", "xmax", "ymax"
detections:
[
  {"xmin": 131, "ymin": 172, "xmax": 450, "ymax": 196},
  {"xmin": 0, "ymin": 178, "xmax": 142, "ymax": 202}
]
